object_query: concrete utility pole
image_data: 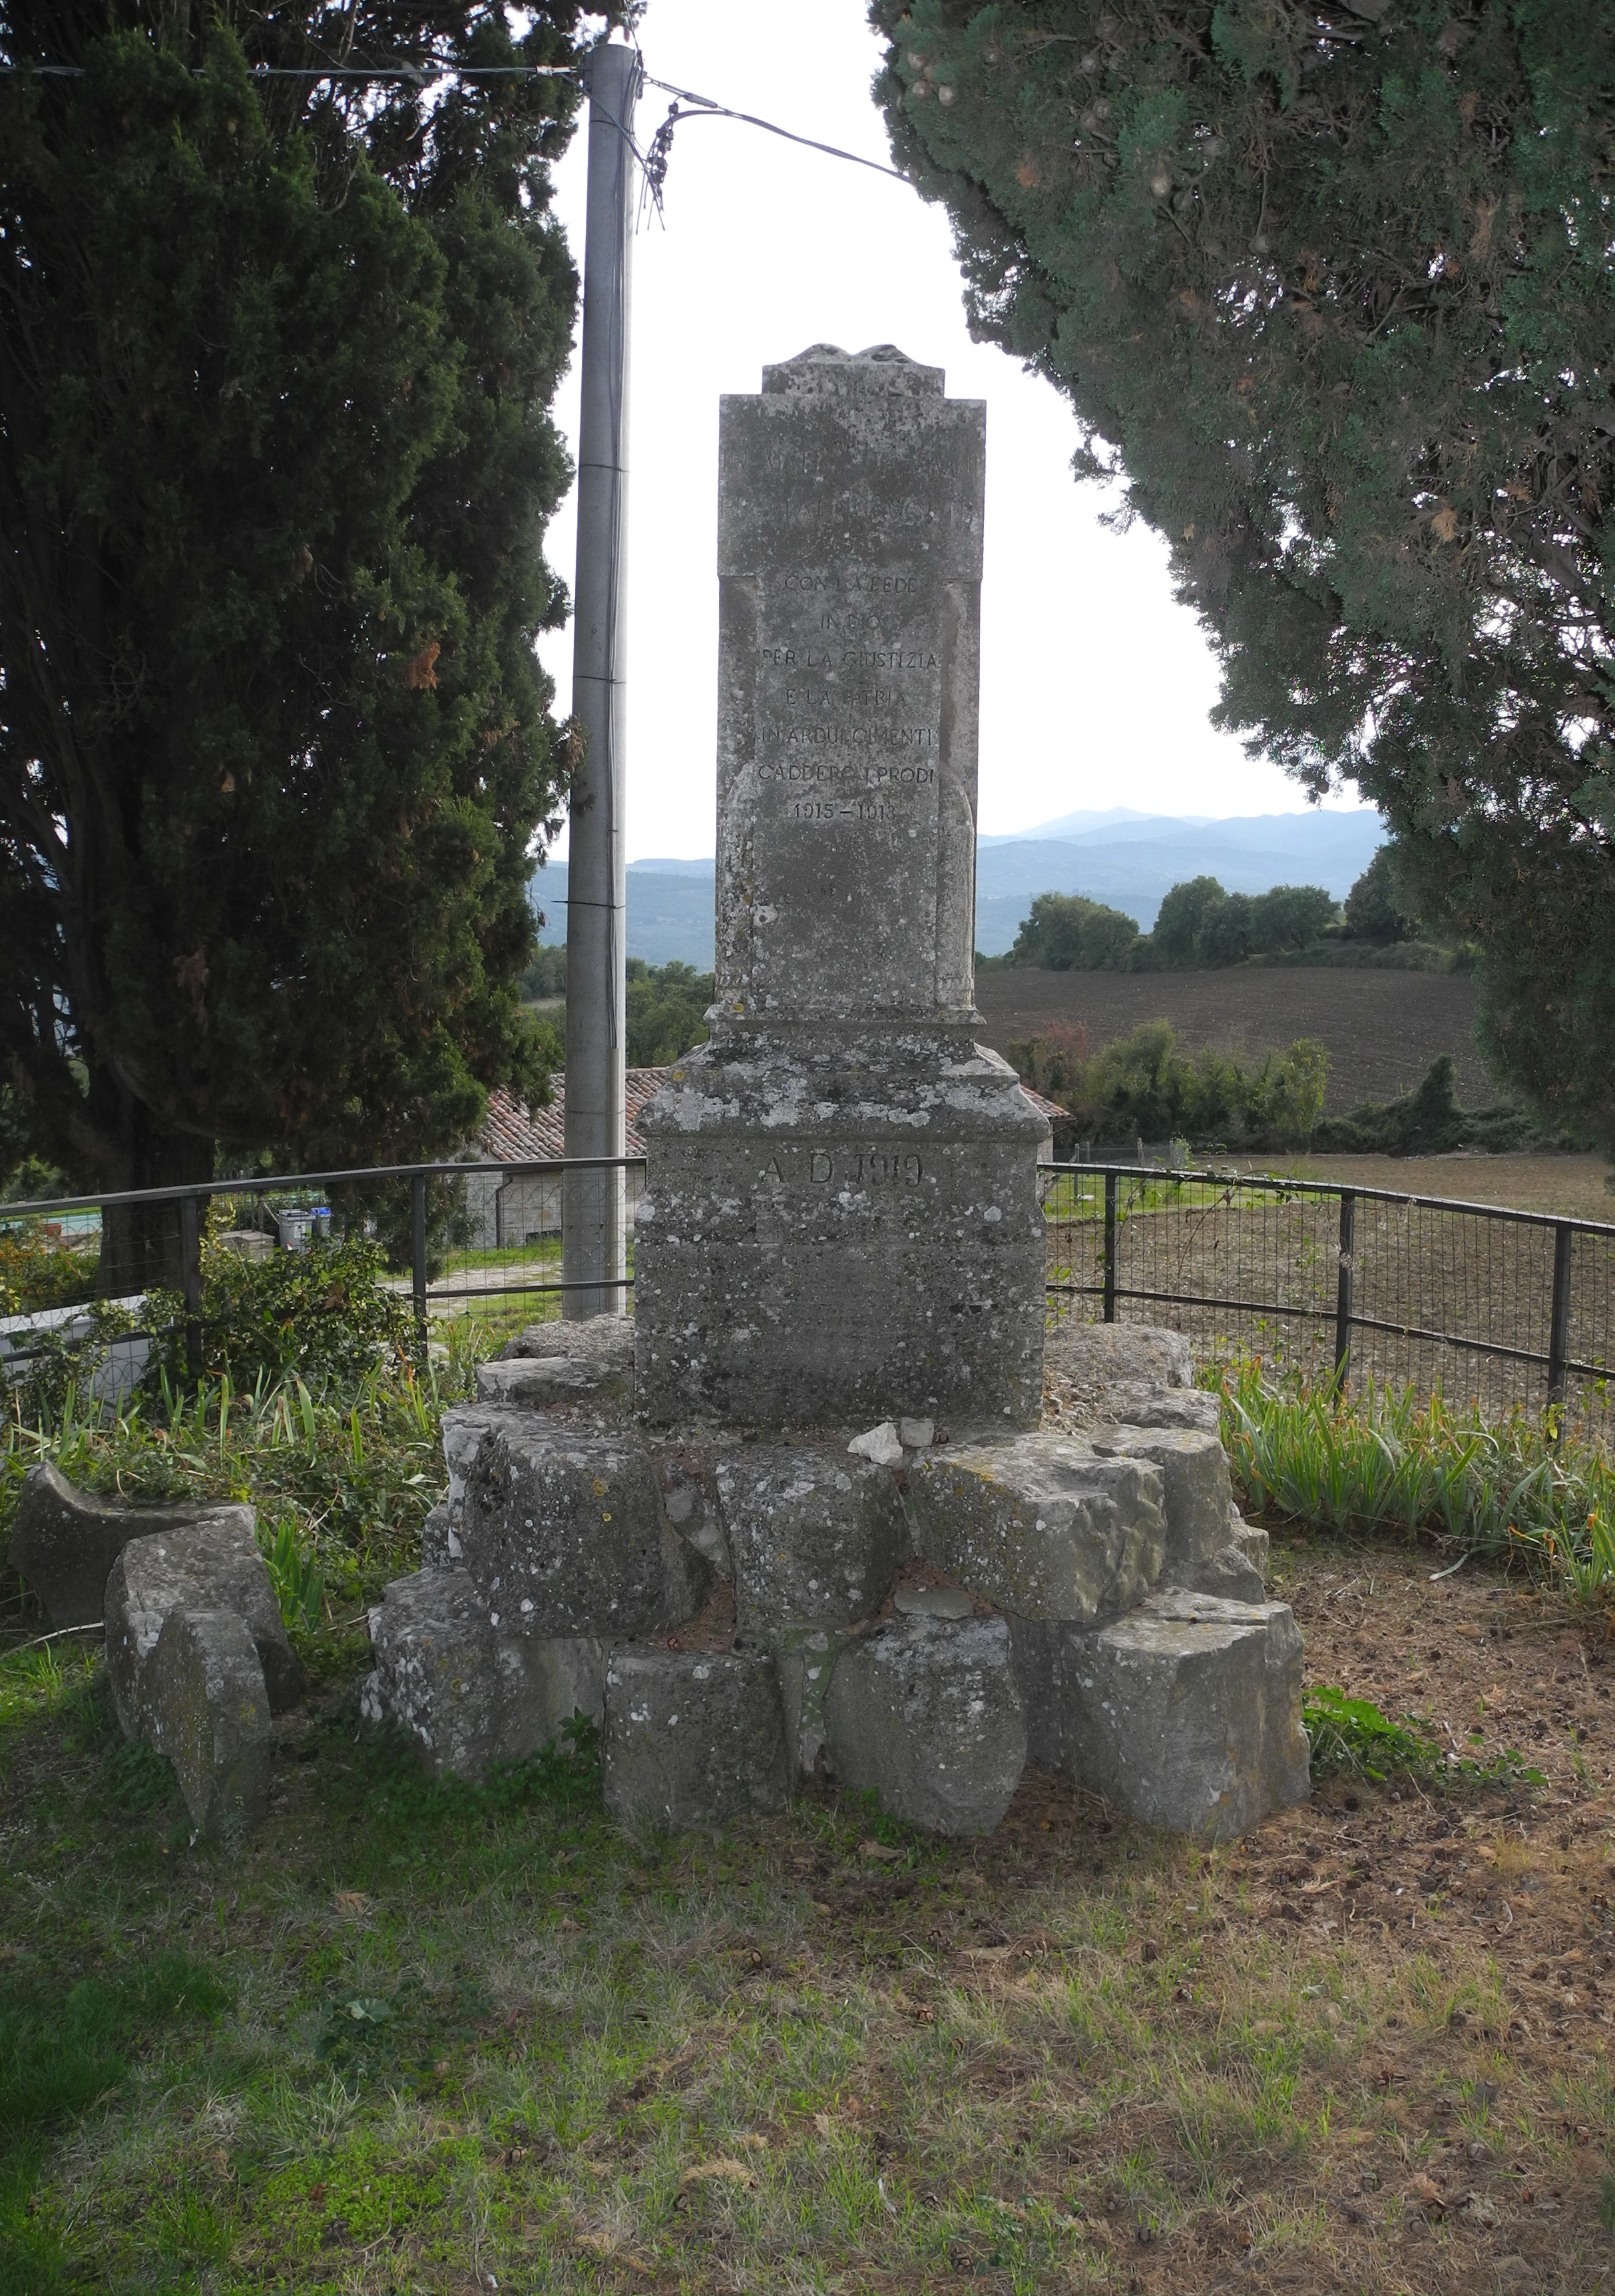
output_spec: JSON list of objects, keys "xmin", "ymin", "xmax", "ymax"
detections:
[{"xmin": 563, "ymin": 37, "xmax": 639, "ymax": 1319}]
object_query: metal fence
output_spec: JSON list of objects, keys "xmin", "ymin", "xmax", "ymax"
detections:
[
  {"xmin": 0, "ymin": 1155, "xmax": 642, "ymax": 1383},
  {"xmin": 1041, "ymin": 1162, "xmax": 1615, "ymax": 1428},
  {"xmin": 5, "ymin": 1154, "xmax": 1611, "ymax": 1431}
]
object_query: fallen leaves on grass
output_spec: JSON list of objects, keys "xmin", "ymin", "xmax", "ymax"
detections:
[{"xmin": 679, "ymin": 2158, "xmax": 755, "ymax": 2190}]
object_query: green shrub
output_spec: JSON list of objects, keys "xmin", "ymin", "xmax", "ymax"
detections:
[
  {"xmin": 1312, "ymin": 1054, "xmax": 1553, "ymax": 1154},
  {"xmin": 146, "ymin": 1230, "xmax": 414, "ymax": 1392},
  {"xmin": 0, "ymin": 1221, "xmax": 100, "ymax": 1317},
  {"xmin": 1012, "ymin": 1019, "xmax": 1328, "ymax": 1151}
]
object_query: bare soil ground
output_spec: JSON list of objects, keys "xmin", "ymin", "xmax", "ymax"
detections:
[
  {"xmin": 1042, "ymin": 1182, "xmax": 1615, "ymax": 1425},
  {"xmin": 975, "ymin": 967, "xmax": 1489, "ymax": 1113},
  {"xmin": 1238, "ymin": 1153, "xmax": 1615, "ymax": 1227}
]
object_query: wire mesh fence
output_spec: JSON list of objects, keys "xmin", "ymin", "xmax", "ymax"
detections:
[
  {"xmin": 1041, "ymin": 1163, "xmax": 1615, "ymax": 1434},
  {"xmin": 0, "ymin": 1157, "xmax": 644, "ymax": 1390},
  {"xmin": 5, "ymin": 1154, "xmax": 1610, "ymax": 1434}
]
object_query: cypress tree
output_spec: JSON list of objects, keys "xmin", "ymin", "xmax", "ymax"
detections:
[
  {"xmin": 869, "ymin": 3, "xmax": 1615, "ymax": 1144},
  {"xmin": 1, "ymin": 3, "xmax": 600, "ymax": 1266}
]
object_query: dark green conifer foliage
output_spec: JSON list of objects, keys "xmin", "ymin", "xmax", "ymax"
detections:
[
  {"xmin": 1, "ymin": 3, "xmax": 597, "ymax": 1219},
  {"xmin": 869, "ymin": 3, "xmax": 1615, "ymax": 1144}
]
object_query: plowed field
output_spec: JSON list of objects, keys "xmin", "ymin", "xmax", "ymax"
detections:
[{"xmin": 975, "ymin": 965, "xmax": 1487, "ymax": 1113}]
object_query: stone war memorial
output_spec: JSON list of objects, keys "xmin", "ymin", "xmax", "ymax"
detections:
[
  {"xmin": 357, "ymin": 344, "xmax": 1309, "ymax": 1843},
  {"xmin": 22, "ymin": 346, "xmax": 1307, "ymax": 1843}
]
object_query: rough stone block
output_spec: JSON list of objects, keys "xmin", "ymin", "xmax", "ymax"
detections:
[
  {"xmin": 654, "ymin": 1449, "xmax": 733, "ymax": 1578},
  {"xmin": 823, "ymin": 1613, "xmax": 1026, "ymax": 1835},
  {"xmin": 769, "ymin": 1624, "xmax": 859, "ymax": 1789},
  {"xmin": 460, "ymin": 1426, "xmax": 712, "ymax": 1639},
  {"xmin": 105, "ymin": 1516, "xmax": 302, "ymax": 1737},
  {"xmin": 421, "ymin": 1502, "xmax": 454, "ymax": 1571},
  {"xmin": 1090, "ymin": 1427, "xmax": 1234, "ymax": 1580},
  {"xmin": 1045, "ymin": 1320, "xmax": 1196, "ymax": 1392},
  {"xmin": 501, "ymin": 1314, "xmax": 636, "ymax": 1371},
  {"xmin": 1186, "ymin": 1544, "xmax": 1268, "ymax": 1602},
  {"xmin": 718, "ymin": 1445, "xmax": 906, "ymax": 1632},
  {"xmin": 603, "ymin": 1646, "xmax": 789, "ymax": 1827},
  {"xmin": 440, "ymin": 1403, "xmax": 524, "ymax": 1535},
  {"xmin": 144, "ymin": 1608, "xmax": 271, "ymax": 1840},
  {"xmin": 9, "ymin": 1461, "xmax": 258, "ymax": 1633},
  {"xmin": 1104, "ymin": 1387, "xmax": 1222, "ymax": 1436},
  {"xmin": 363, "ymin": 1565, "xmax": 603, "ymax": 1782},
  {"xmin": 1062, "ymin": 1589, "xmax": 1309, "ymax": 1841},
  {"xmin": 477, "ymin": 1317, "xmax": 635, "ymax": 1414},
  {"xmin": 905, "ymin": 1436, "xmax": 1164, "ymax": 1623},
  {"xmin": 1230, "ymin": 1517, "xmax": 1269, "ymax": 1578}
]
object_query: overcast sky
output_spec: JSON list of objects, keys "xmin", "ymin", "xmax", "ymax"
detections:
[{"xmin": 535, "ymin": 0, "xmax": 1365, "ymax": 863}]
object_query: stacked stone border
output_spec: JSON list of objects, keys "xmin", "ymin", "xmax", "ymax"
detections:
[{"xmin": 361, "ymin": 1316, "xmax": 1309, "ymax": 1841}]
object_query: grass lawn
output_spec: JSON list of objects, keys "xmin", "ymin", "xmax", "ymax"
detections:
[{"xmin": 3, "ymin": 1531, "xmax": 1614, "ymax": 2294}]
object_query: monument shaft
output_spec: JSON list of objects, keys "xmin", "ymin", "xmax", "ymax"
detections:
[{"xmin": 636, "ymin": 346, "xmax": 1046, "ymax": 1429}]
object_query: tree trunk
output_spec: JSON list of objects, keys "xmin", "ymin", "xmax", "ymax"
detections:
[{"xmin": 97, "ymin": 1104, "xmax": 213, "ymax": 1300}]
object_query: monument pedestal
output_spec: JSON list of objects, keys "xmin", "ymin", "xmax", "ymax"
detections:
[
  {"xmin": 634, "ymin": 342, "xmax": 1047, "ymax": 1430},
  {"xmin": 636, "ymin": 1023, "xmax": 1046, "ymax": 1428}
]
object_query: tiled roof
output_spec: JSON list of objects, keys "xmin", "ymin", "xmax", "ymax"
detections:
[
  {"xmin": 480, "ymin": 1072, "xmax": 666, "ymax": 1164},
  {"xmin": 480, "ymin": 1070, "xmax": 1064, "ymax": 1163}
]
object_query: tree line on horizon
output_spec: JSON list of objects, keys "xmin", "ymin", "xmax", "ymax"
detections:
[{"xmin": 993, "ymin": 848, "xmax": 1434, "ymax": 973}]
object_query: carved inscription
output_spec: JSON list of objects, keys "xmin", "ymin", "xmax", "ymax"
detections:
[
  {"xmin": 754, "ymin": 569, "xmax": 941, "ymax": 837},
  {"xmin": 760, "ymin": 1150, "xmax": 925, "ymax": 1188}
]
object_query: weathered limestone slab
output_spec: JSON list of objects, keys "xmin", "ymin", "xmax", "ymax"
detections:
[
  {"xmin": 8, "ymin": 1461, "xmax": 258, "ymax": 1633},
  {"xmin": 1230, "ymin": 1518, "xmax": 1269, "ymax": 1578},
  {"xmin": 459, "ymin": 1425, "xmax": 712, "ymax": 1639},
  {"xmin": 635, "ymin": 345, "xmax": 1046, "ymax": 1431},
  {"xmin": 652, "ymin": 1442, "xmax": 734, "ymax": 1580},
  {"xmin": 718, "ymin": 1445, "xmax": 906, "ymax": 1632},
  {"xmin": 774, "ymin": 1624, "xmax": 860, "ymax": 1788},
  {"xmin": 1061, "ymin": 1589, "xmax": 1309, "ymax": 1841},
  {"xmin": 439, "ymin": 1402, "xmax": 528, "ymax": 1551},
  {"xmin": 1045, "ymin": 1321, "xmax": 1196, "ymax": 1393},
  {"xmin": 362, "ymin": 1566, "xmax": 602, "ymax": 1782},
  {"xmin": 602, "ymin": 1647, "xmax": 789, "ymax": 1827},
  {"xmin": 905, "ymin": 1436, "xmax": 1165, "ymax": 1623},
  {"xmin": 1088, "ymin": 1424, "xmax": 1261, "ymax": 1596},
  {"xmin": 105, "ymin": 1516, "xmax": 302, "ymax": 1737},
  {"xmin": 144, "ymin": 1607, "xmax": 272, "ymax": 1839},
  {"xmin": 479, "ymin": 1315, "xmax": 636, "ymax": 1413},
  {"xmin": 1103, "ymin": 1388, "xmax": 1222, "ymax": 1436},
  {"xmin": 501, "ymin": 1315, "xmax": 637, "ymax": 1369},
  {"xmin": 823, "ymin": 1612, "xmax": 1026, "ymax": 1835}
]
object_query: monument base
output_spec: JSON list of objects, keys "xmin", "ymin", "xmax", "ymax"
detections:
[{"xmin": 634, "ymin": 1025, "xmax": 1047, "ymax": 1430}]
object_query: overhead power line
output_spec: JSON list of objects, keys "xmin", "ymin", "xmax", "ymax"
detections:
[{"xmin": 641, "ymin": 73, "xmax": 907, "ymax": 200}]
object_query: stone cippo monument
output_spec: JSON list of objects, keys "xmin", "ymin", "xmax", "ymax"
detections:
[
  {"xmin": 11, "ymin": 349, "xmax": 1305, "ymax": 1846},
  {"xmin": 344, "ymin": 345, "xmax": 1309, "ymax": 1849},
  {"xmin": 635, "ymin": 344, "xmax": 1046, "ymax": 1429}
]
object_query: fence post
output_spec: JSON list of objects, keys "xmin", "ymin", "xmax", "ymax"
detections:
[
  {"xmin": 1333, "ymin": 1189, "xmax": 1355, "ymax": 1393},
  {"xmin": 1102, "ymin": 1169, "xmax": 1117, "ymax": 1324},
  {"xmin": 411, "ymin": 1173, "xmax": 428, "ymax": 1351},
  {"xmin": 177, "ymin": 1192, "xmax": 203, "ymax": 1375},
  {"xmin": 1548, "ymin": 1221, "xmax": 1573, "ymax": 1416}
]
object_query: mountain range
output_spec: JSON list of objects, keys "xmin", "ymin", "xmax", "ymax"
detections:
[{"xmin": 529, "ymin": 808, "xmax": 1386, "ymax": 970}]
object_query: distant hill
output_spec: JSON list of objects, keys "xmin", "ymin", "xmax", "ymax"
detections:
[{"xmin": 531, "ymin": 810, "xmax": 1387, "ymax": 967}]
